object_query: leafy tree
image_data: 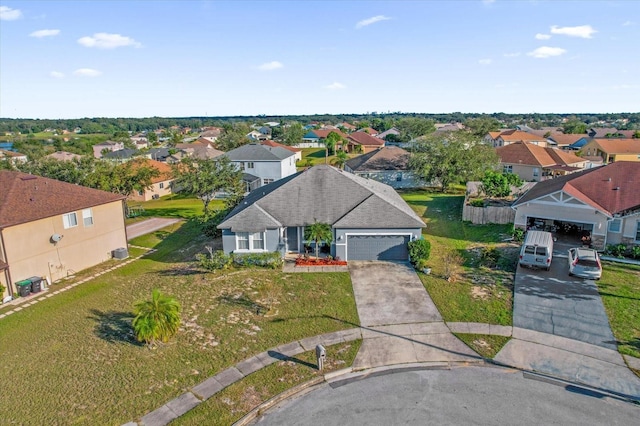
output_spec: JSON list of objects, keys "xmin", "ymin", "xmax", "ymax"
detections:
[
  {"xmin": 562, "ymin": 119, "xmax": 588, "ymax": 134},
  {"xmin": 282, "ymin": 122, "xmax": 305, "ymax": 146},
  {"xmin": 172, "ymin": 156, "xmax": 243, "ymax": 214},
  {"xmin": 481, "ymin": 170, "xmax": 511, "ymax": 198},
  {"xmin": 132, "ymin": 289, "xmax": 181, "ymax": 347},
  {"xmin": 304, "ymin": 222, "xmax": 333, "ymax": 259},
  {"xmin": 332, "ymin": 150, "xmax": 348, "ymax": 169},
  {"xmin": 409, "ymin": 131, "xmax": 498, "ymax": 192},
  {"xmin": 217, "ymin": 123, "xmax": 251, "ymax": 151},
  {"xmin": 464, "ymin": 117, "xmax": 501, "ymax": 137},
  {"xmin": 147, "ymin": 131, "xmax": 158, "ymax": 145},
  {"xmin": 325, "ymin": 131, "xmax": 343, "ymax": 155},
  {"xmin": 396, "ymin": 118, "xmax": 436, "ymax": 142}
]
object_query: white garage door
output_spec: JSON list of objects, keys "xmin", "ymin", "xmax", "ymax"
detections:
[{"xmin": 347, "ymin": 235, "xmax": 410, "ymax": 261}]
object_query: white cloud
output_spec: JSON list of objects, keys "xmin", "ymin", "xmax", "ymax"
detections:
[
  {"xmin": 30, "ymin": 29, "xmax": 60, "ymax": 38},
  {"xmin": 622, "ymin": 21, "xmax": 635, "ymax": 26},
  {"xmin": 503, "ymin": 52, "xmax": 521, "ymax": 57},
  {"xmin": 478, "ymin": 59, "xmax": 492, "ymax": 65},
  {"xmin": 550, "ymin": 25, "xmax": 597, "ymax": 39},
  {"xmin": 355, "ymin": 15, "xmax": 391, "ymax": 29},
  {"xmin": 527, "ymin": 46, "xmax": 567, "ymax": 59},
  {"xmin": 77, "ymin": 33, "xmax": 142, "ymax": 49},
  {"xmin": 50, "ymin": 71, "xmax": 65, "ymax": 79},
  {"xmin": 257, "ymin": 61, "xmax": 283, "ymax": 71},
  {"xmin": 325, "ymin": 82, "xmax": 346, "ymax": 90},
  {"xmin": 0, "ymin": 6, "xmax": 22, "ymax": 20},
  {"xmin": 482, "ymin": 0, "xmax": 496, "ymax": 5},
  {"xmin": 535, "ymin": 33, "xmax": 551, "ymax": 40},
  {"xmin": 73, "ymin": 68, "xmax": 102, "ymax": 77}
]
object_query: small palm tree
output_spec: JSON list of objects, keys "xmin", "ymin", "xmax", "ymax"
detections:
[
  {"xmin": 132, "ymin": 289, "xmax": 181, "ymax": 347},
  {"xmin": 304, "ymin": 222, "xmax": 333, "ymax": 259},
  {"xmin": 332, "ymin": 150, "xmax": 348, "ymax": 169}
]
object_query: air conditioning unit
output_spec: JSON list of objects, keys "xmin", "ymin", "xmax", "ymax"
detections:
[
  {"xmin": 152, "ymin": 194, "xmax": 160, "ymax": 200},
  {"xmin": 112, "ymin": 247, "xmax": 129, "ymax": 259}
]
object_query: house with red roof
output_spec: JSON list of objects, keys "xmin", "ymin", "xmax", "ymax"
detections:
[
  {"xmin": 512, "ymin": 162, "xmax": 640, "ymax": 250},
  {"xmin": 497, "ymin": 142, "xmax": 587, "ymax": 182},
  {"xmin": 580, "ymin": 138, "xmax": 640, "ymax": 164},
  {"xmin": 486, "ymin": 130, "xmax": 549, "ymax": 148},
  {"xmin": 127, "ymin": 159, "xmax": 175, "ymax": 202},
  {"xmin": 261, "ymin": 140, "xmax": 302, "ymax": 161},
  {"xmin": 0, "ymin": 171, "xmax": 127, "ymax": 300},
  {"xmin": 345, "ymin": 131, "xmax": 385, "ymax": 154}
]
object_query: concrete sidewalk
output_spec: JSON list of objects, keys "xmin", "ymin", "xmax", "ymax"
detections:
[{"xmin": 126, "ymin": 218, "xmax": 182, "ymax": 240}]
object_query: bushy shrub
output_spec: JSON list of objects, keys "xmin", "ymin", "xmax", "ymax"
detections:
[
  {"xmin": 470, "ymin": 198, "xmax": 485, "ymax": 207},
  {"xmin": 606, "ymin": 243, "xmax": 627, "ymax": 258},
  {"xmin": 631, "ymin": 245, "xmax": 640, "ymax": 260},
  {"xmin": 408, "ymin": 239, "xmax": 431, "ymax": 266},
  {"xmin": 480, "ymin": 247, "xmax": 501, "ymax": 268},
  {"xmin": 512, "ymin": 227, "xmax": 525, "ymax": 242},
  {"xmin": 232, "ymin": 252, "xmax": 283, "ymax": 269},
  {"xmin": 196, "ymin": 247, "xmax": 232, "ymax": 270},
  {"xmin": 199, "ymin": 209, "xmax": 228, "ymax": 238}
]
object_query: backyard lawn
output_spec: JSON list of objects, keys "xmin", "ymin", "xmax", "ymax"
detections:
[
  {"xmin": 401, "ymin": 190, "xmax": 516, "ymax": 327},
  {"xmin": 0, "ymin": 214, "xmax": 359, "ymax": 424},
  {"xmin": 297, "ymin": 147, "xmax": 357, "ymax": 169}
]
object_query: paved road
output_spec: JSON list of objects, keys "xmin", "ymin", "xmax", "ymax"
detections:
[
  {"xmin": 126, "ymin": 218, "xmax": 182, "ymax": 240},
  {"xmin": 253, "ymin": 366, "xmax": 639, "ymax": 425},
  {"xmin": 514, "ymin": 251, "xmax": 616, "ymax": 349}
]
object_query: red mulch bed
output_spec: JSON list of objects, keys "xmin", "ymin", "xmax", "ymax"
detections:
[{"xmin": 295, "ymin": 257, "xmax": 347, "ymax": 266}]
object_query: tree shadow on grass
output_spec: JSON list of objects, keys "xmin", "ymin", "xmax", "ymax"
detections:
[
  {"xmin": 87, "ymin": 309, "xmax": 142, "ymax": 346},
  {"xmin": 156, "ymin": 266, "xmax": 202, "ymax": 277},
  {"xmin": 217, "ymin": 294, "xmax": 266, "ymax": 315}
]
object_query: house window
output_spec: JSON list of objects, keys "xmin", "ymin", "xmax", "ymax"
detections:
[
  {"xmin": 263, "ymin": 178, "xmax": 274, "ymax": 185},
  {"xmin": 533, "ymin": 168, "xmax": 540, "ymax": 177},
  {"xmin": 635, "ymin": 222, "xmax": 640, "ymax": 242},
  {"xmin": 252, "ymin": 232, "xmax": 264, "ymax": 250},
  {"xmin": 159, "ymin": 182, "xmax": 164, "ymax": 189},
  {"xmin": 237, "ymin": 232, "xmax": 249, "ymax": 250},
  {"xmin": 240, "ymin": 162, "xmax": 246, "ymax": 170},
  {"xmin": 503, "ymin": 165, "xmax": 513, "ymax": 173},
  {"xmin": 138, "ymin": 190, "xmax": 144, "ymax": 196},
  {"xmin": 82, "ymin": 208, "xmax": 94, "ymax": 227},
  {"xmin": 246, "ymin": 162, "xmax": 254, "ymax": 169},
  {"xmin": 608, "ymin": 219, "xmax": 622, "ymax": 233},
  {"xmin": 396, "ymin": 173, "xmax": 402, "ymax": 182},
  {"xmin": 62, "ymin": 212, "xmax": 78, "ymax": 229}
]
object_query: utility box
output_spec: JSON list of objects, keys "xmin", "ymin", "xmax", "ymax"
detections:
[
  {"xmin": 112, "ymin": 247, "xmax": 129, "ymax": 259},
  {"xmin": 15, "ymin": 280, "xmax": 31, "ymax": 297},
  {"xmin": 27, "ymin": 276, "xmax": 42, "ymax": 293}
]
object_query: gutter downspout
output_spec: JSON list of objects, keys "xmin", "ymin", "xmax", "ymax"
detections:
[{"xmin": 0, "ymin": 229, "xmax": 14, "ymax": 298}]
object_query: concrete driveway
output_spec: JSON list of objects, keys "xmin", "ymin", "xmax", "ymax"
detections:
[
  {"xmin": 126, "ymin": 218, "xmax": 182, "ymax": 240},
  {"xmin": 349, "ymin": 261, "xmax": 479, "ymax": 369},
  {"xmin": 514, "ymin": 251, "xmax": 617, "ymax": 350}
]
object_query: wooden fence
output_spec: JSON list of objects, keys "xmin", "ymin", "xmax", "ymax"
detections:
[{"xmin": 462, "ymin": 204, "xmax": 515, "ymax": 225}]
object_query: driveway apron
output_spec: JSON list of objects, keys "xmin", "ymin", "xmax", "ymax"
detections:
[{"xmin": 349, "ymin": 261, "xmax": 479, "ymax": 369}]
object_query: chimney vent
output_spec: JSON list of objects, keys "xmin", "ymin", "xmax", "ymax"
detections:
[{"xmin": 613, "ymin": 187, "xmax": 620, "ymax": 191}]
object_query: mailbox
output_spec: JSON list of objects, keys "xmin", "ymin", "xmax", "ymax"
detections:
[{"xmin": 316, "ymin": 344, "xmax": 326, "ymax": 371}]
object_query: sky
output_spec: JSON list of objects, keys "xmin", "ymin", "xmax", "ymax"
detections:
[{"xmin": 0, "ymin": 0, "xmax": 639, "ymax": 119}]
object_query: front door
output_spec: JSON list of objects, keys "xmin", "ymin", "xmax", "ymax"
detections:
[{"xmin": 286, "ymin": 227, "xmax": 299, "ymax": 252}]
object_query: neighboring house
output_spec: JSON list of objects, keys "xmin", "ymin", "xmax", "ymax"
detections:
[
  {"xmin": 488, "ymin": 130, "xmax": 549, "ymax": 148},
  {"xmin": 358, "ymin": 127, "xmax": 379, "ymax": 136},
  {"xmin": 261, "ymin": 140, "xmax": 302, "ymax": 161},
  {"xmin": 45, "ymin": 151, "xmax": 83, "ymax": 161},
  {"xmin": 587, "ymin": 127, "xmax": 620, "ymax": 138},
  {"xmin": 127, "ymin": 159, "xmax": 175, "ymax": 202},
  {"xmin": 580, "ymin": 139, "xmax": 640, "ymax": 164},
  {"xmin": 337, "ymin": 122, "xmax": 356, "ymax": 131},
  {"xmin": 102, "ymin": 149, "xmax": 140, "ymax": 163},
  {"xmin": 345, "ymin": 131, "xmax": 385, "ymax": 153},
  {"xmin": 175, "ymin": 143, "xmax": 225, "ymax": 161},
  {"xmin": 497, "ymin": 142, "xmax": 587, "ymax": 182},
  {"xmin": 147, "ymin": 147, "xmax": 174, "ymax": 162},
  {"xmin": 0, "ymin": 149, "xmax": 28, "ymax": 163},
  {"xmin": 546, "ymin": 134, "xmax": 590, "ymax": 150},
  {"xmin": 93, "ymin": 141, "xmax": 124, "ymax": 158},
  {"xmin": 435, "ymin": 123, "xmax": 464, "ymax": 132},
  {"xmin": 526, "ymin": 127, "xmax": 564, "ymax": 138},
  {"xmin": 376, "ymin": 127, "xmax": 401, "ymax": 140},
  {"xmin": 512, "ymin": 162, "xmax": 640, "ymax": 250},
  {"xmin": 301, "ymin": 129, "xmax": 348, "ymax": 147},
  {"xmin": 247, "ymin": 130, "xmax": 269, "ymax": 141},
  {"xmin": 0, "ymin": 171, "xmax": 127, "ymax": 299},
  {"xmin": 344, "ymin": 146, "xmax": 420, "ymax": 189},
  {"xmin": 217, "ymin": 165, "xmax": 425, "ymax": 261},
  {"xmin": 224, "ymin": 143, "xmax": 297, "ymax": 190},
  {"xmin": 484, "ymin": 131, "xmax": 507, "ymax": 146}
]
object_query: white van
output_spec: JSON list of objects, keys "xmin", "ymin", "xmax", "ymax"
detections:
[{"xmin": 519, "ymin": 230, "xmax": 554, "ymax": 271}]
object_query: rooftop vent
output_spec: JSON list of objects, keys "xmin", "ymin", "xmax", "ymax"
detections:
[{"xmin": 613, "ymin": 187, "xmax": 620, "ymax": 190}]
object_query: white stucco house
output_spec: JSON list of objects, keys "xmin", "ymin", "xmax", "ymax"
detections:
[{"xmin": 224, "ymin": 143, "xmax": 297, "ymax": 191}]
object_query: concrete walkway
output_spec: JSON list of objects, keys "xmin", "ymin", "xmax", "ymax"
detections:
[
  {"xmin": 349, "ymin": 261, "xmax": 480, "ymax": 370},
  {"xmin": 126, "ymin": 218, "xmax": 182, "ymax": 240}
]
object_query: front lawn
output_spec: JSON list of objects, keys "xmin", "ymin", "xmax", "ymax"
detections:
[
  {"xmin": 401, "ymin": 190, "xmax": 515, "ymax": 325},
  {"xmin": 597, "ymin": 262, "xmax": 640, "ymax": 359},
  {"xmin": 0, "ymin": 221, "xmax": 358, "ymax": 425},
  {"xmin": 125, "ymin": 194, "xmax": 218, "ymax": 224}
]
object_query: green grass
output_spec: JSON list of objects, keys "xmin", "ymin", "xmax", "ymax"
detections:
[
  {"xmin": 0, "ymin": 220, "xmax": 359, "ymax": 425},
  {"xmin": 296, "ymin": 148, "xmax": 357, "ymax": 168},
  {"xmin": 454, "ymin": 334, "xmax": 511, "ymax": 359},
  {"xmin": 173, "ymin": 340, "xmax": 362, "ymax": 425},
  {"xmin": 401, "ymin": 190, "xmax": 515, "ymax": 325},
  {"xmin": 597, "ymin": 262, "xmax": 640, "ymax": 358},
  {"xmin": 126, "ymin": 194, "xmax": 216, "ymax": 224}
]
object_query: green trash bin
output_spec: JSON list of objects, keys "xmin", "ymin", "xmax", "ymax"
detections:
[{"xmin": 15, "ymin": 280, "xmax": 31, "ymax": 297}]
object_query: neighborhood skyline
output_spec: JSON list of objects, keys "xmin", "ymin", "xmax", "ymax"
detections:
[{"xmin": 1, "ymin": 0, "xmax": 639, "ymax": 119}]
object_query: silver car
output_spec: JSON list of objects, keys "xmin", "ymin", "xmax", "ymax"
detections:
[{"xmin": 568, "ymin": 248, "xmax": 602, "ymax": 280}]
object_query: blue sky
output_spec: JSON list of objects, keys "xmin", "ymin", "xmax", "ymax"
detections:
[{"xmin": 1, "ymin": 1, "xmax": 638, "ymax": 119}]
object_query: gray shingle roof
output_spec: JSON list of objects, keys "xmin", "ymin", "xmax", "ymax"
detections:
[
  {"xmin": 225, "ymin": 143, "xmax": 294, "ymax": 162},
  {"xmin": 219, "ymin": 165, "xmax": 425, "ymax": 232}
]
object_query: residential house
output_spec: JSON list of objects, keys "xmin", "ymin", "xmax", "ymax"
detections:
[
  {"xmin": 127, "ymin": 159, "xmax": 175, "ymax": 201},
  {"xmin": 484, "ymin": 131, "xmax": 507, "ymax": 146},
  {"xmin": 217, "ymin": 165, "xmax": 425, "ymax": 261},
  {"xmin": 580, "ymin": 139, "xmax": 640, "ymax": 164},
  {"xmin": 588, "ymin": 127, "xmax": 620, "ymax": 138},
  {"xmin": 175, "ymin": 143, "xmax": 225, "ymax": 161},
  {"xmin": 526, "ymin": 127, "xmax": 564, "ymax": 138},
  {"xmin": 45, "ymin": 151, "xmax": 83, "ymax": 161},
  {"xmin": 512, "ymin": 162, "xmax": 640, "ymax": 250},
  {"xmin": 491, "ymin": 130, "xmax": 549, "ymax": 148},
  {"xmin": 375, "ymin": 127, "xmax": 401, "ymax": 141},
  {"xmin": 224, "ymin": 143, "xmax": 297, "ymax": 191},
  {"xmin": 337, "ymin": 122, "xmax": 356, "ymax": 132},
  {"xmin": 102, "ymin": 149, "xmax": 140, "ymax": 163},
  {"xmin": 345, "ymin": 131, "xmax": 385, "ymax": 154},
  {"xmin": 546, "ymin": 134, "xmax": 590, "ymax": 150},
  {"xmin": 435, "ymin": 123, "xmax": 464, "ymax": 132},
  {"xmin": 261, "ymin": 140, "xmax": 302, "ymax": 161},
  {"xmin": 147, "ymin": 147, "xmax": 173, "ymax": 162},
  {"xmin": 497, "ymin": 142, "xmax": 587, "ymax": 182},
  {"xmin": 0, "ymin": 171, "xmax": 127, "ymax": 299},
  {"xmin": 93, "ymin": 141, "xmax": 124, "ymax": 158},
  {"xmin": 300, "ymin": 129, "xmax": 348, "ymax": 148},
  {"xmin": 358, "ymin": 127, "xmax": 379, "ymax": 136},
  {"xmin": 344, "ymin": 146, "xmax": 421, "ymax": 189},
  {"xmin": 247, "ymin": 130, "xmax": 269, "ymax": 141},
  {"xmin": 0, "ymin": 149, "xmax": 28, "ymax": 163}
]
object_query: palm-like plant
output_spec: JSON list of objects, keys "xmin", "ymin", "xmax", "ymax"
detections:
[
  {"xmin": 132, "ymin": 289, "xmax": 181, "ymax": 347},
  {"xmin": 304, "ymin": 222, "xmax": 333, "ymax": 259},
  {"xmin": 332, "ymin": 150, "xmax": 348, "ymax": 169}
]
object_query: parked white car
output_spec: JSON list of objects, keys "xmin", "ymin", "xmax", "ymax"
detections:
[{"xmin": 568, "ymin": 248, "xmax": 602, "ymax": 280}]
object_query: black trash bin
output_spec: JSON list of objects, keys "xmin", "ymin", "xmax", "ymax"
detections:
[
  {"xmin": 28, "ymin": 276, "xmax": 42, "ymax": 293},
  {"xmin": 16, "ymin": 280, "xmax": 31, "ymax": 297}
]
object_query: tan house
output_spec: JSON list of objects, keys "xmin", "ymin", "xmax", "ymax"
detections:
[
  {"xmin": 93, "ymin": 140, "xmax": 124, "ymax": 158},
  {"xmin": 45, "ymin": 151, "xmax": 83, "ymax": 161},
  {"xmin": 0, "ymin": 149, "xmax": 28, "ymax": 163},
  {"xmin": 127, "ymin": 159, "xmax": 175, "ymax": 202},
  {"xmin": 345, "ymin": 131, "xmax": 385, "ymax": 154},
  {"xmin": 497, "ymin": 142, "xmax": 587, "ymax": 182},
  {"xmin": 580, "ymin": 138, "xmax": 640, "ymax": 164},
  {"xmin": 0, "ymin": 171, "xmax": 127, "ymax": 300},
  {"xmin": 487, "ymin": 130, "xmax": 549, "ymax": 148}
]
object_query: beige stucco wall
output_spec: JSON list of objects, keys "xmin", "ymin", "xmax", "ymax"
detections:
[
  {"xmin": 2, "ymin": 200, "xmax": 127, "ymax": 296},
  {"xmin": 506, "ymin": 164, "xmax": 541, "ymax": 182},
  {"xmin": 611, "ymin": 154, "xmax": 640, "ymax": 162},
  {"xmin": 128, "ymin": 179, "xmax": 174, "ymax": 202}
]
